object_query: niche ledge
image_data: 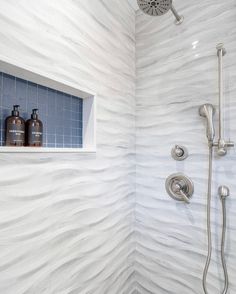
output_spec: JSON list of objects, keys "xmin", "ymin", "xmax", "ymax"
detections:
[{"xmin": 0, "ymin": 57, "xmax": 96, "ymax": 153}]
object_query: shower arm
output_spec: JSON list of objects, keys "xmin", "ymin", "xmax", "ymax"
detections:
[
  {"xmin": 212, "ymin": 43, "xmax": 234, "ymax": 156},
  {"xmin": 170, "ymin": 5, "xmax": 184, "ymax": 25}
]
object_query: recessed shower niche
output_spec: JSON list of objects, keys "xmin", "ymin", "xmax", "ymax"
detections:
[{"xmin": 0, "ymin": 60, "xmax": 96, "ymax": 153}]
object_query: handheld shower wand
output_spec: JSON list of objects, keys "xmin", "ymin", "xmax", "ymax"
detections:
[{"xmin": 199, "ymin": 104, "xmax": 215, "ymax": 144}]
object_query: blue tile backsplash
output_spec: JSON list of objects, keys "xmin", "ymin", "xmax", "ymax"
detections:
[{"xmin": 0, "ymin": 72, "xmax": 83, "ymax": 148}]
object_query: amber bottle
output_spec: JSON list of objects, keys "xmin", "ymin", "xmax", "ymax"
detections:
[
  {"xmin": 26, "ymin": 109, "xmax": 43, "ymax": 147},
  {"xmin": 5, "ymin": 105, "xmax": 25, "ymax": 146}
]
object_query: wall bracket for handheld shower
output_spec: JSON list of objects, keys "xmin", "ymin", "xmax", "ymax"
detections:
[{"xmin": 199, "ymin": 104, "xmax": 216, "ymax": 145}]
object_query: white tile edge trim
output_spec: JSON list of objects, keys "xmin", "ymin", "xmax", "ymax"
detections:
[{"xmin": 0, "ymin": 57, "xmax": 97, "ymax": 153}]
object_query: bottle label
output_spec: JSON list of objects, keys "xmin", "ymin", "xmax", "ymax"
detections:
[
  {"xmin": 7, "ymin": 124, "xmax": 25, "ymax": 144},
  {"xmin": 28, "ymin": 126, "xmax": 43, "ymax": 145}
]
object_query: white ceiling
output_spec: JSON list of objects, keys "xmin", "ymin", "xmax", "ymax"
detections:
[{"xmin": 127, "ymin": 0, "xmax": 139, "ymax": 11}]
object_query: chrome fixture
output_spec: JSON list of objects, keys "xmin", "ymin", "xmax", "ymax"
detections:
[
  {"xmin": 214, "ymin": 43, "xmax": 234, "ymax": 155},
  {"xmin": 216, "ymin": 43, "xmax": 228, "ymax": 156},
  {"xmin": 218, "ymin": 186, "xmax": 230, "ymax": 294},
  {"xmin": 200, "ymin": 44, "xmax": 233, "ymax": 294},
  {"xmin": 165, "ymin": 173, "xmax": 194, "ymax": 203},
  {"xmin": 202, "ymin": 145, "xmax": 214, "ymax": 294},
  {"xmin": 171, "ymin": 145, "xmax": 188, "ymax": 161},
  {"xmin": 170, "ymin": 5, "xmax": 184, "ymax": 25},
  {"xmin": 219, "ymin": 185, "xmax": 230, "ymax": 200},
  {"xmin": 199, "ymin": 104, "xmax": 215, "ymax": 145},
  {"xmin": 137, "ymin": 0, "xmax": 184, "ymax": 25},
  {"xmin": 199, "ymin": 44, "xmax": 234, "ymax": 154},
  {"xmin": 203, "ymin": 181, "xmax": 230, "ymax": 294}
]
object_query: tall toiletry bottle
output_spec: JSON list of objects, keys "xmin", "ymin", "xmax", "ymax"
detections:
[
  {"xmin": 5, "ymin": 105, "xmax": 25, "ymax": 146},
  {"xmin": 26, "ymin": 109, "xmax": 43, "ymax": 147}
]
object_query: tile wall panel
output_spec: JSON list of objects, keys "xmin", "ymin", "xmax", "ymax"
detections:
[
  {"xmin": 0, "ymin": 0, "xmax": 136, "ymax": 293},
  {"xmin": 135, "ymin": 0, "xmax": 236, "ymax": 293}
]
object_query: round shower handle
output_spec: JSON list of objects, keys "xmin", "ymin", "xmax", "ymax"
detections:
[
  {"xmin": 174, "ymin": 145, "xmax": 184, "ymax": 157},
  {"xmin": 171, "ymin": 145, "xmax": 188, "ymax": 161},
  {"xmin": 165, "ymin": 173, "xmax": 194, "ymax": 203}
]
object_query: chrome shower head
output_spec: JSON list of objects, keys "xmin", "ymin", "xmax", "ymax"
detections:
[
  {"xmin": 137, "ymin": 0, "xmax": 172, "ymax": 16},
  {"xmin": 137, "ymin": 0, "xmax": 184, "ymax": 25},
  {"xmin": 199, "ymin": 104, "xmax": 216, "ymax": 144}
]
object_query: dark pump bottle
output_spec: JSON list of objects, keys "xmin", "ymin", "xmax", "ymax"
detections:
[
  {"xmin": 26, "ymin": 109, "xmax": 43, "ymax": 147},
  {"xmin": 5, "ymin": 105, "xmax": 25, "ymax": 146}
]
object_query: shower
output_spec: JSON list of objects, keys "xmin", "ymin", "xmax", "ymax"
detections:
[
  {"xmin": 199, "ymin": 44, "xmax": 234, "ymax": 294},
  {"xmin": 199, "ymin": 104, "xmax": 215, "ymax": 144},
  {"xmin": 137, "ymin": 0, "xmax": 184, "ymax": 24}
]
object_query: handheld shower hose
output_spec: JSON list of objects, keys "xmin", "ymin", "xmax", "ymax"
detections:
[
  {"xmin": 202, "ymin": 147, "xmax": 229, "ymax": 294},
  {"xmin": 199, "ymin": 103, "xmax": 229, "ymax": 293},
  {"xmin": 200, "ymin": 42, "xmax": 232, "ymax": 294},
  {"xmin": 202, "ymin": 146, "xmax": 229, "ymax": 294},
  {"xmin": 202, "ymin": 146, "xmax": 213, "ymax": 294}
]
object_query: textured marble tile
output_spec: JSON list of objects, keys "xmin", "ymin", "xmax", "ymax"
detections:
[
  {"xmin": 0, "ymin": 0, "xmax": 236, "ymax": 293},
  {"xmin": 136, "ymin": 0, "xmax": 236, "ymax": 293},
  {"xmin": 0, "ymin": 0, "xmax": 136, "ymax": 293}
]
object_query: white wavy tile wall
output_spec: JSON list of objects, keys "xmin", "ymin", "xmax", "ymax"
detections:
[
  {"xmin": 1, "ymin": 0, "xmax": 236, "ymax": 293},
  {"xmin": 0, "ymin": 0, "xmax": 136, "ymax": 293},
  {"xmin": 136, "ymin": 0, "xmax": 236, "ymax": 293}
]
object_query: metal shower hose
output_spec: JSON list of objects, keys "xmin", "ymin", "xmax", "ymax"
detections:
[{"xmin": 202, "ymin": 146, "xmax": 229, "ymax": 294}]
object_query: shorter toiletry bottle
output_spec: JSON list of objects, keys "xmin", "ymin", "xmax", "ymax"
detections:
[
  {"xmin": 26, "ymin": 109, "xmax": 43, "ymax": 147},
  {"xmin": 5, "ymin": 105, "xmax": 25, "ymax": 146}
]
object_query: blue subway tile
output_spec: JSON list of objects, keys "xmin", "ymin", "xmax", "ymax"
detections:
[
  {"xmin": 72, "ymin": 137, "xmax": 80, "ymax": 145},
  {"xmin": 2, "ymin": 74, "xmax": 16, "ymax": 107},
  {"xmin": 56, "ymin": 135, "xmax": 63, "ymax": 144},
  {"xmin": 16, "ymin": 78, "xmax": 27, "ymax": 110},
  {"xmin": 47, "ymin": 143, "xmax": 56, "ymax": 148},
  {"xmin": 38, "ymin": 85, "xmax": 47, "ymax": 104},
  {"xmin": 64, "ymin": 135, "xmax": 72, "ymax": 145},
  {"xmin": 0, "ymin": 72, "xmax": 83, "ymax": 148},
  {"xmin": 78, "ymin": 111, "xmax": 83, "ymax": 122},
  {"xmin": 78, "ymin": 137, "xmax": 83, "ymax": 145},
  {"xmin": 27, "ymin": 81, "xmax": 38, "ymax": 105},
  {"xmin": 47, "ymin": 134, "xmax": 56, "ymax": 144}
]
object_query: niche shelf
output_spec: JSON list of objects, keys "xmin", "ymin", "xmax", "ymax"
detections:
[{"xmin": 0, "ymin": 58, "xmax": 96, "ymax": 153}]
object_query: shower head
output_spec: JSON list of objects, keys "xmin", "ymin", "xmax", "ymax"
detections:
[
  {"xmin": 199, "ymin": 104, "xmax": 216, "ymax": 144},
  {"xmin": 137, "ymin": 0, "xmax": 184, "ymax": 24},
  {"xmin": 137, "ymin": 0, "xmax": 172, "ymax": 16}
]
